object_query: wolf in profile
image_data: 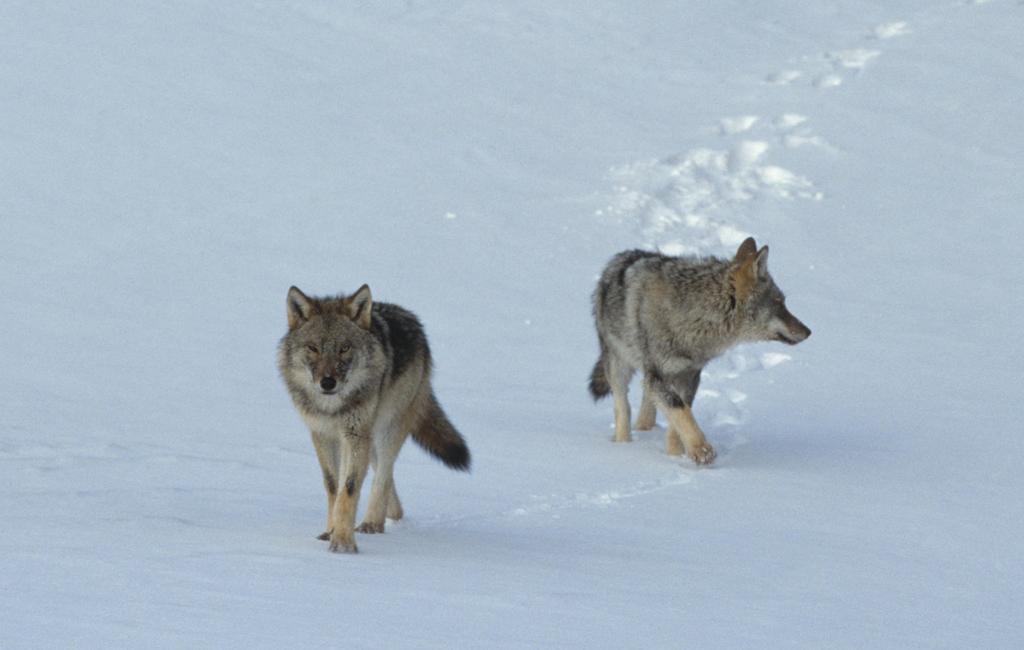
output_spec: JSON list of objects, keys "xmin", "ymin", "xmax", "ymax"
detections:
[
  {"xmin": 278, "ymin": 285, "xmax": 469, "ymax": 553},
  {"xmin": 589, "ymin": 237, "xmax": 811, "ymax": 465}
]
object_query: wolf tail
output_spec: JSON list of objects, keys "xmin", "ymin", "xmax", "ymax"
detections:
[
  {"xmin": 588, "ymin": 352, "xmax": 611, "ymax": 401},
  {"xmin": 411, "ymin": 393, "xmax": 471, "ymax": 471}
]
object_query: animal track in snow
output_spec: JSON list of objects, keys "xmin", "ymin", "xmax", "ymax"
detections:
[
  {"xmin": 809, "ymin": 49, "xmax": 880, "ymax": 90},
  {"xmin": 415, "ymin": 462, "xmax": 710, "ymax": 529},
  {"xmin": 703, "ymin": 350, "xmax": 789, "ymax": 382},
  {"xmin": 767, "ymin": 18, "xmax": 910, "ymax": 91},
  {"xmin": 814, "ymin": 73, "xmax": 844, "ymax": 89},
  {"xmin": 759, "ymin": 352, "xmax": 792, "ymax": 369},
  {"xmin": 718, "ymin": 115, "xmax": 760, "ymax": 135},
  {"xmin": 827, "ymin": 48, "xmax": 882, "ymax": 69},
  {"xmin": 506, "ymin": 471, "xmax": 695, "ymax": 517},
  {"xmin": 764, "ymin": 113, "xmax": 834, "ymax": 150},
  {"xmin": 873, "ymin": 21, "xmax": 911, "ymax": 39},
  {"xmin": 765, "ymin": 69, "xmax": 803, "ymax": 85},
  {"xmin": 716, "ymin": 112, "xmax": 832, "ymax": 152},
  {"xmin": 774, "ymin": 113, "xmax": 808, "ymax": 129},
  {"xmin": 599, "ymin": 138, "xmax": 821, "ymax": 255}
]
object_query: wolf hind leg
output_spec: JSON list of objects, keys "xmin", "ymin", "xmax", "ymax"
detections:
[
  {"xmin": 607, "ymin": 354, "xmax": 634, "ymax": 443},
  {"xmin": 634, "ymin": 388, "xmax": 657, "ymax": 431},
  {"xmin": 358, "ymin": 430, "xmax": 407, "ymax": 534}
]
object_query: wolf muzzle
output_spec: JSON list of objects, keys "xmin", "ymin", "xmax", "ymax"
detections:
[{"xmin": 777, "ymin": 307, "xmax": 811, "ymax": 345}]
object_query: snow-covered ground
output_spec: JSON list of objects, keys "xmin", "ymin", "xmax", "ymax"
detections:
[{"xmin": 2, "ymin": 1, "xmax": 1022, "ymax": 647}]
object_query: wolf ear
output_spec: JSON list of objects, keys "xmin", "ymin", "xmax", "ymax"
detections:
[
  {"xmin": 755, "ymin": 245, "xmax": 770, "ymax": 278},
  {"xmin": 730, "ymin": 238, "xmax": 759, "ymax": 301},
  {"xmin": 287, "ymin": 286, "xmax": 315, "ymax": 329},
  {"xmin": 734, "ymin": 237, "xmax": 758, "ymax": 264},
  {"xmin": 346, "ymin": 284, "xmax": 373, "ymax": 330}
]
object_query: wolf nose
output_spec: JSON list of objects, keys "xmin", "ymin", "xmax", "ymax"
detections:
[{"xmin": 320, "ymin": 376, "xmax": 337, "ymax": 391}]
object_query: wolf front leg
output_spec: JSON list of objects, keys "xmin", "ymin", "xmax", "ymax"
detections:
[
  {"xmin": 663, "ymin": 406, "xmax": 716, "ymax": 465},
  {"xmin": 646, "ymin": 368, "xmax": 715, "ymax": 464},
  {"xmin": 329, "ymin": 431, "xmax": 371, "ymax": 553},
  {"xmin": 634, "ymin": 389, "xmax": 657, "ymax": 431},
  {"xmin": 311, "ymin": 432, "xmax": 340, "ymax": 541}
]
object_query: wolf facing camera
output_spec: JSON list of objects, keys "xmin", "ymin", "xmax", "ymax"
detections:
[
  {"xmin": 278, "ymin": 285, "xmax": 470, "ymax": 553},
  {"xmin": 590, "ymin": 237, "xmax": 811, "ymax": 465}
]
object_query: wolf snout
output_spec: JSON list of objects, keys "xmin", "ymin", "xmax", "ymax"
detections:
[
  {"xmin": 784, "ymin": 318, "xmax": 811, "ymax": 344},
  {"xmin": 320, "ymin": 376, "xmax": 338, "ymax": 392},
  {"xmin": 774, "ymin": 308, "xmax": 811, "ymax": 345}
]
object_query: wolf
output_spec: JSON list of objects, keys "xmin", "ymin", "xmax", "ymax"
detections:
[
  {"xmin": 589, "ymin": 237, "xmax": 811, "ymax": 465},
  {"xmin": 278, "ymin": 284, "xmax": 470, "ymax": 553}
]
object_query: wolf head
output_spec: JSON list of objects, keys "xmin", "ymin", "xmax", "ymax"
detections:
[
  {"xmin": 728, "ymin": 237, "xmax": 811, "ymax": 346},
  {"xmin": 278, "ymin": 285, "xmax": 381, "ymax": 411}
]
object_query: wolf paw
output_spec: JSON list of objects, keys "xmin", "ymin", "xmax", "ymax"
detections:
[
  {"xmin": 356, "ymin": 521, "xmax": 385, "ymax": 534},
  {"xmin": 688, "ymin": 443, "xmax": 717, "ymax": 466},
  {"xmin": 328, "ymin": 533, "xmax": 358, "ymax": 553},
  {"xmin": 316, "ymin": 530, "xmax": 331, "ymax": 541}
]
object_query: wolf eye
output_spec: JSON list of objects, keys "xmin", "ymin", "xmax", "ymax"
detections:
[
  {"xmin": 339, "ymin": 344, "xmax": 351, "ymax": 353},
  {"xmin": 306, "ymin": 345, "xmax": 319, "ymax": 354}
]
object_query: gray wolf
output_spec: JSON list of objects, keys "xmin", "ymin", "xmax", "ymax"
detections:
[
  {"xmin": 589, "ymin": 237, "xmax": 811, "ymax": 464},
  {"xmin": 278, "ymin": 285, "xmax": 470, "ymax": 553}
]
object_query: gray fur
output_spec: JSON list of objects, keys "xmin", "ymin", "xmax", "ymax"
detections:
[
  {"xmin": 278, "ymin": 285, "xmax": 469, "ymax": 553},
  {"xmin": 590, "ymin": 238, "xmax": 810, "ymax": 462}
]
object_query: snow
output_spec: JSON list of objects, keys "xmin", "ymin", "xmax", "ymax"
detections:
[
  {"xmin": 2, "ymin": 1, "xmax": 1022, "ymax": 648},
  {"xmin": 874, "ymin": 21, "xmax": 913, "ymax": 39}
]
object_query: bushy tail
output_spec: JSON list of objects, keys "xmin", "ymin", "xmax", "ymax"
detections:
[
  {"xmin": 411, "ymin": 393, "xmax": 470, "ymax": 471},
  {"xmin": 588, "ymin": 352, "xmax": 610, "ymax": 401}
]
